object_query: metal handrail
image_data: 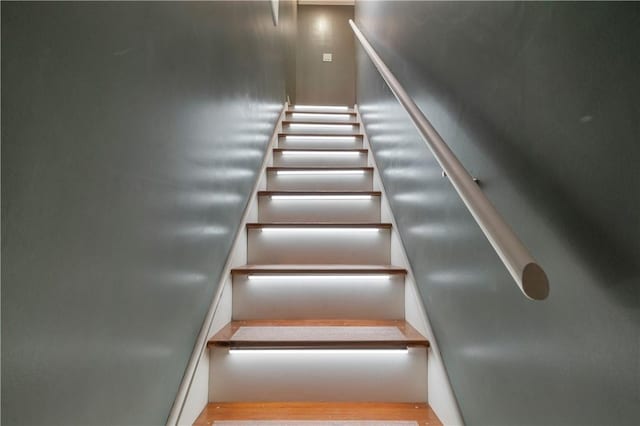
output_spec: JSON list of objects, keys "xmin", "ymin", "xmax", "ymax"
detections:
[{"xmin": 350, "ymin": 19, "xmax": 549, "ymax": 300}]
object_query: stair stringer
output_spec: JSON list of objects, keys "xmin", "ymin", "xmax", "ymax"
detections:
[
  {"xmin": 357, "ymin": 105, "xmax": 465, "ymax": 426},
  {"xmin": 167, "ymin": 103, "xmax": 288, "ymax": 426}
]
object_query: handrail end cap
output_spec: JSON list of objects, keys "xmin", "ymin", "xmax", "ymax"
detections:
[{"xmin": 522, "ymin": 263, "xmax": 550, "ymax": 301}]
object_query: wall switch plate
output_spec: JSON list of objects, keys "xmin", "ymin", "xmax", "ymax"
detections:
[{"xmin": 322, "ymin": 53, "xmax": 333, "ymax": 62}]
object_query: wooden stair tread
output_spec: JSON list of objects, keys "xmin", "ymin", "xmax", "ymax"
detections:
[
  {"xmin": 258, "ymin": 191, "xmax": 381, "ymax": 196},
  {"xmin": 283, "ymin": 120, "xmax": 360, "ymax": 125},
  {"xmin": 232, "ymin": 264, "xmax": 406, "ymax": 274},
  {"xmin": 273, "ymin": 148, "xmax": 368, "ymax": 153},
  {"xmin": 194, "ymin": 402, "xmax": 441, "ymax": 425},
  {"xmin": 208, "ymin": 319, "xmax": 429, "ymax": 348},
  {"xmin": 246, "ymin": 223, "xmax": 392, "ymax": 229},
  {"xmin": 279, "ymin": 132, "xmax": 363, "ymax": 137}
]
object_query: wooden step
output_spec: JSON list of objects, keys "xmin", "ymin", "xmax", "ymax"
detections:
[
  {"xmin": 194, "ymin": 402, "xmax": 442, "ymax": 425},
  {"xmin": 247, "ymin": 222, "xmax": 390, "ymax": 264},
  {"xmin": 267, "ymin": 167, "xmax": 373, "ymax": 191},
  {"xmin": 278, "ymin": 136, "xmax": 363, "ymax": 150},
  {"xmin": 266, "ymin": 167, "xmax": 375, "ymax": 189},
  {"xmin": 257, "ymin": 191, "xmax": 381, "ymax": 223},
  {"xmin": 232, "ymin": 264, "xmax": 404, "ymax": 275},
  {"xmin": 247, "ymin": 222, "xmax": 392, "ymax": 229},
  {"xmin": 272, "ymin": 148, "xmax": 369, "ymax": 168},
  {"xmin": 282, "ymin": 124, "xmax": 360, "ymax": 134},
  {"xmin": 208, "ymin": 319, "xmax": 428, "ymax": 349},
  {"xmin": 231, "ymin": 265, "xmax": 406, "ymax": 321}
]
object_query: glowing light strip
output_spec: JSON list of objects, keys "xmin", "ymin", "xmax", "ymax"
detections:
[
  {"xmin": 270, "ymin": 195, "xmax": 372, "ymax": 200},
  {"xmin": 284, "ymin": 135, "xmax": 357, "ymax": 141},
  {"xmin": 276, "ymin": 170, "xmax": 366, "ymax": 175},
  {"xmin": 280, "ymin": 150, "xmax": 362, "ymax": 156},
  {"xmin": 228, "ymin": 348, "xmax": 409, "ymax": 354},
  {"xmin": 293, "ymin": 105, "xmax": 350, "ymax": 111},
  {"xmin": 247, "ymin": 274, "xmax": 392, "ymax": 280},
  {"xmin": 290, "ymin": 113, "xmax": 352, "ymax": 120},
  {"xmin": 287, "ymin": 123, "xmax": 356, "ymax": 130},
  {"xmin": 259, "ymin": 227, "xmax": 382, "ymax": 233}
]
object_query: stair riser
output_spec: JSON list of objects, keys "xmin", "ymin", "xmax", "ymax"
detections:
[
  {"xmin": 258, "ymin": 196, "xmax": 381, "ymax": 222},
  {"xmin": 278, "ymin": 136, "xmax": 363, "ymax": 150},
  {"xmin": 284, "ymin": 112, "xmax": 357, "ymax": 122},
  {"xmin": 232, "ymin": 274, "xmax": 404, "ymax": 320},
  {"xmin": 209, "ymin": 347, "xmax": 427, "ymax": 402},
  {"xmin": 287, "ymin": 108, "xmax": 355, "ymax": 113},
  {"xmin": 273, "ymin": 151, "xmax": 368, "ymax": 167},
  {"xmin": 247, "ymin": 228, "xmax": 391, "ymax": 264},
  {"xmin": 267, "ymin": 170, "xmax": 373, "ymax": 191}
]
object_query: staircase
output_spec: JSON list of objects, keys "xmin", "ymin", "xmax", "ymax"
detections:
[{"xmin": 193, "ymin": 105, "xmax": 442, "ymax": 425}]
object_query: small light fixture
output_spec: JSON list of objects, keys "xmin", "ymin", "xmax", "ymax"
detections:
[
  {"xmin": 293, "ymin": 105, "xmax": 349, "ymax": 111},
  {"xmin": 270, "ymin": 194, "xmax": 372, "ymax": 200},
  {"xmin": 246, "ymin": 274, "xmax": 391, "ymax": 280},
  {"xmin": 229, "ymin": 348, "xmax": 409, "ymax": 354},
  {"xmin": 291, "ymin": 113, "xmax": 352, "ymax": 120},
  {"xmin": 280, "ymin": 150, "xmax": 361, "ymax": 156},
  {"xmin": 275, "ymin": 170, "xmax": 366, "ymax": 175},
  {"xmin": 287, "ymin": 123, "xmax": 355, "ymax": 130},
  {"xmin": 258, "ymin": 227, "xmax": 382, "ymax": 233},
  {"xmin": 284, "ymin": 135, "xmax": 357, "ymax": 141}
]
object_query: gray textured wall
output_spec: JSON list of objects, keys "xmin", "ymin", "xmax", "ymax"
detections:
[
  {"xmin": 296, "ymin": 5, "xmax": 355, "ymax": 106},
  {"xmin": 1, "ymin": 2, "xmax": 295, "ymax": 424},
  {"xmin": 355, "ymin": 2, "xmax": 639, "ymax": 425}
]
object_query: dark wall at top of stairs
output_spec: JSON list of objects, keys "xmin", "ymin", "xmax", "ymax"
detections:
[
  {"xmin": 296, "ymin": 5, "xmax": 356, "ymax": 106},
  {"xmin": 355, "ymin": 2, "xmax": 639, "ymax": 425},
  {"xmin": 1, "ymin": 2, "xmax": 295, "ymax": 425}
]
